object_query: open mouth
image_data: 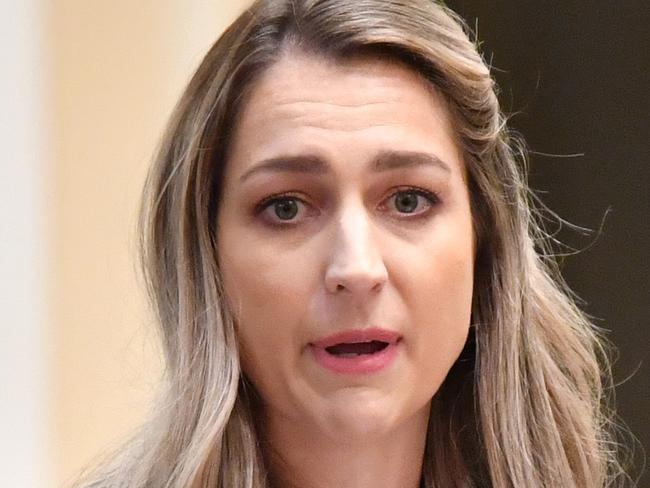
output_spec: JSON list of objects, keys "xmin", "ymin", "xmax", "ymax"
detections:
[
  {"xmin": 310, "ymin": 336, "xmax": 400, "ymax": 374},
  {"xmin": 324, "ymin": 340, "xmax": 390, "ymax": 357},
  {"xmin": 309, "ymin": 328, "xmax": 401, "ymax": 374}
]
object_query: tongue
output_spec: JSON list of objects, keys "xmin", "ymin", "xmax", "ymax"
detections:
[{"xmin": 325, "ymin": 340, "xmax": 389, "ymax": 356}]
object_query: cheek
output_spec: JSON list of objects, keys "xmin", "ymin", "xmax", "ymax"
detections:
[
  {"xmin": 421, "ymin": 252, "xmax": 473, "ymax": 344},
  {"xmin": 218, "ymin": 233, "xmax": 313, "ymax": 378},
  {"xmin": 405, "ymin": 218, "xmax": 474, "ymax": 391}
]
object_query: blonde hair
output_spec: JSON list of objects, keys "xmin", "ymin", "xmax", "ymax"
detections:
[{"xmin": 74, "ymin": 0, "xmax": 635, "ymax": 486}]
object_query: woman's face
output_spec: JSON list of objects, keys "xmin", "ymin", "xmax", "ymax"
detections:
[{"xmin": 216, "ymin": 51, "xmax": 475, "ymax": 440}]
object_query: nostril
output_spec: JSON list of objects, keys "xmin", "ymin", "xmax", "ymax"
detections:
[{"xmin": 327, "ymin": 272, "xmax": 387, "ymax": 295}]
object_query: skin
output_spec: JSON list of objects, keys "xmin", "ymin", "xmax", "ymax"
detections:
[{"xmin": 216, "ymin": 50, "xmax": 475, "ymax": 488}]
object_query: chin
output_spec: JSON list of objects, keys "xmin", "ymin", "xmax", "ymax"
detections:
[{"xmin": 313, "ymin": 389, "xmax": 408, "ymax": 441}]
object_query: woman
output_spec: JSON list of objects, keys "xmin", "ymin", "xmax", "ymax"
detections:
[{"xmin": 74, "ymin": 0, "xmax": 632, "ymax": 487}]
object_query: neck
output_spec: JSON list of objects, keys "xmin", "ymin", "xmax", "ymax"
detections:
[{"xmin": 261, "ymin": 404, "xmax": 430, "ymax": 488}]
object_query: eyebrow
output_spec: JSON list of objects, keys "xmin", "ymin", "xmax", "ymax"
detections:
[{"xmin": 238, "ymin": 150, "xmax": 452, "ymax": 183}]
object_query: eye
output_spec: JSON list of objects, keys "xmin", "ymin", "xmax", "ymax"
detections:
[
  {"xmin": 255, "ymin": 187, "xmax": 440, "ymax": 227},
  {"xmin": 382, "ymin": 187, "xmax": 440, "ymax": 218},
  {"xmin": 255, "ymin": 193, "xmax": 313, "ymax": 226},
  {"xmin": 269, "ymin": 198, "xmax": 300, "ymax": 220}
]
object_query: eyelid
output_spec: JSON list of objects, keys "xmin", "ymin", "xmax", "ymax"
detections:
[
  {"xmin": 254, "ymin": 191, "xmax": 311, "ymax": 214},
  {"xmin": 379, "ymin": 186, "xmax": 440, "ymax": 215}
]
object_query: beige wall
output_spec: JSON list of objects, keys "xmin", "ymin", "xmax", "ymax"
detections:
[{"xmin": 49, "ymin": 2, "xmax": 249, "ymax": 485}]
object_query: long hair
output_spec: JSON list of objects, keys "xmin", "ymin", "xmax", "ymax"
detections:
[{"xmin": 73, "ymin": 1, "xmax": 634, "ymax": 486}]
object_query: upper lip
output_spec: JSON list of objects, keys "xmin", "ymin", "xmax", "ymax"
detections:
[{"xmin": 310, "ymin": 327, "xmax": 402, "ymax": 349}]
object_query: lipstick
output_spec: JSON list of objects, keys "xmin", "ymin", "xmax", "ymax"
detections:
[{"xmin": 309, "ymin": 327, "xmax": 401, "ymax": 375}]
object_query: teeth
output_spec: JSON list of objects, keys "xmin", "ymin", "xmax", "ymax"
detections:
[{"xmin": 337, "ymin": 352, "xmax": 363, "ymax": 358}]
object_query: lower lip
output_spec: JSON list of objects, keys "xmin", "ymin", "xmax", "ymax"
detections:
[{"xmin": 309, "ymin": 341, "xmax": 400, "ymax": 375}]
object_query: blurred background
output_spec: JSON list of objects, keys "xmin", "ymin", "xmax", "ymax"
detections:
[
  {"xmin": 447, "ymin": 1, "xmax": 649, "ymax": 484},
  {"xmin": 2, "ymin": 1, "xmax": 250, "ymax": 486},
  {"xmin": 1, "ymin": 1, "xmax": 647, "ymax": 486}
]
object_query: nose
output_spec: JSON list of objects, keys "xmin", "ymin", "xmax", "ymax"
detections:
[{"xmin": 324, "ymin": 201, "xmax": 388, "ymax": 296}]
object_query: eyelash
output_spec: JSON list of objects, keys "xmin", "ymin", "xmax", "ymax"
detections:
[{"xmin": 254, "ymin": 186, "xmax": 441, "ymax": 227}]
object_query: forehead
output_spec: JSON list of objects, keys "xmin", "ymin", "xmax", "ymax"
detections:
[
  {"xmin": 238, "ymin": 50, "xmax": 454, "ymax": 130},
  {"xmin": 225, "ymin": 49, "xmax": 464, "ymax": 181}
]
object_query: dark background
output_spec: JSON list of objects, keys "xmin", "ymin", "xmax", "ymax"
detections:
[{"xmin": 447, "ymin": 1, "xmax": 649, "ymax": 484}]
